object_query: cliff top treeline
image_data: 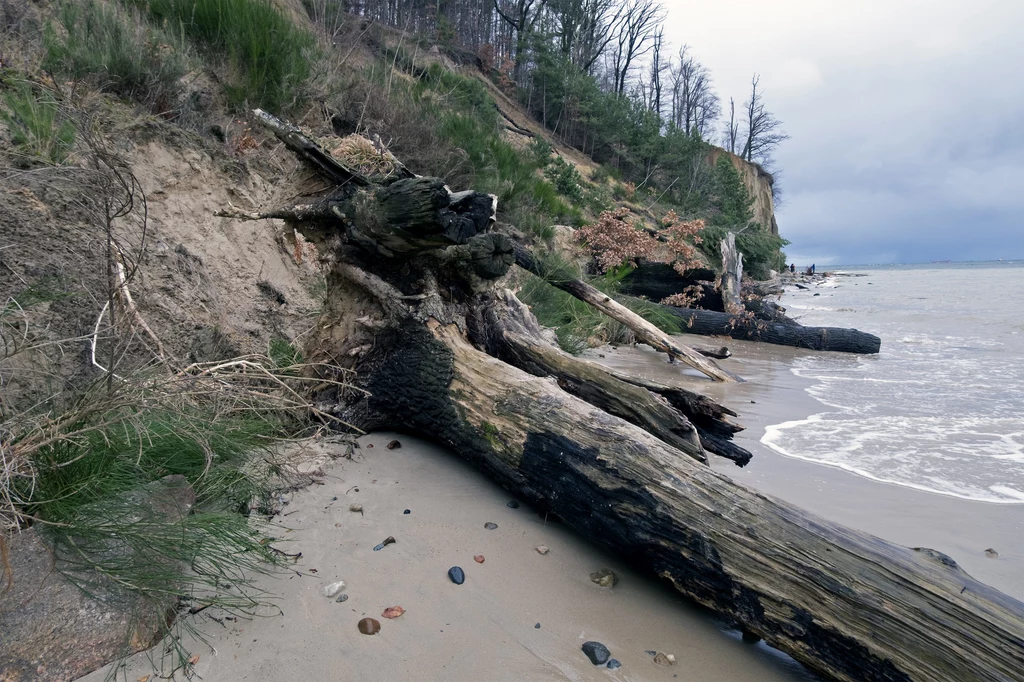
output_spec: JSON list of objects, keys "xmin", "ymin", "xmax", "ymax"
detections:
[{"xmin": 2, "ymin": 0, "xmax": 788, "ymax": 276}]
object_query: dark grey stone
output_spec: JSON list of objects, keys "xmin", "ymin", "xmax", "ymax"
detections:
[
  {"xmin": 448, "ymin": 566, "xmax": 465, "ymax": 585},
  {"xmin": 581, "ymin": 641, "xmax": 611, "ymax": 665}
]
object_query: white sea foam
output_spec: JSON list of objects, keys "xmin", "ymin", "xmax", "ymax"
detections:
[{"xmin": 763, "ymin": 264, "xmax": 1024, "ymax": 504}]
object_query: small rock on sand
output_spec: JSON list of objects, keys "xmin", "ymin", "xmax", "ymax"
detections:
[
  {"xmin": 349, "ymin": 504, "xmax": 363, "ymax": 513},
  {"xmin": 335, "ymin": 594, "xmax": 349, "ymax": 603},
  {"xmin": 357, "ymin": 618, "xmax": 380, "ymax": 635},
  {"xmin": 322, "ymin": 581, "xmax": 346, "ymax": 598},
  {"xmin": 382, "ymin": 606, "xmax": 405, "ymax": 619},
  {"xmin": 985, "ymin": 548, "xmax": 999, "ymax": 558},
  {"xmin": 607, "ymin": 659, "xmax": 621, "ymax": 669},
  {"xmin": 535, "ymin": 545, "xmax": 549, "ymax": 555},
  {"xmin": 581, "ymin": 641, "xmax": 611, "ymax": 666},
  {"xmin": 373, "ymin": 536, "xmax": 396, "ymax": 551},
  {"xmin": 506, "ymin": 500, "xmax": 519, "ymax": 509},
  {"xmin": 484, "ymin": 522, "xmax": 498, "ymax": 530},
  {"xmin": 474, "ymin": 555, "xmax": 485, "ymax": 563},
  {"xmin": 590, "ymin": 568, "xmax": 617, "ymax": 588},
  {"xmin": 448, "ymin": 566, "xmax": 465, "ymax": 585},
  {"xmin": 653, "ymin": 652, "xmax": 676, "ymax": 666},
  {"xmin": 386, "ymin": 440, "xmax": 401, "ymax": 449}
]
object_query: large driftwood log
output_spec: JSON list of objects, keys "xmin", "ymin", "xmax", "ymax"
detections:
[
  {"xmin": 657, "ymin": 302, "xmax": 882, "ymax": 354},
  {"xmin": 239, "ymin": 110, "xmax": 1023, "ymax": 682}
]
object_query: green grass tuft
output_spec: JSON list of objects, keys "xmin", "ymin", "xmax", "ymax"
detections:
[
  {"xmin": 0, "ymin": 81, "xmax": 75, "ymax": 165},
  {"xmin": 43, "ymin": 0, "xmax": 189, "ymax": 112},
  {"xmin": 129, "ymin": 0, "xmax": 314, "ymax": 112}
]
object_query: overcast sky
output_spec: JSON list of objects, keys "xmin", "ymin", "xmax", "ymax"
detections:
[{"xmin": 661, "ymin": 0, "xmax": 1023, "ymax": 265}]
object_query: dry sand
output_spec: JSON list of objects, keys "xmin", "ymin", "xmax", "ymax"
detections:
[{"xmin": 79, "ymin": 337, "xmax": 1023, "ymax": 682}]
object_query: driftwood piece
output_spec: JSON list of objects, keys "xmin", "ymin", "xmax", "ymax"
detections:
[
  {"xmin": 719, "ymin": 232, "xmax": 744, "ymax": 314},
  {"xmin": 254, "ymin": 108, "xmax": 373, "ymax": 187},
  {"xmin": 658, "ymin": 303, "xmax": 882, "ymax": 354},
  {"xmin": 513, "ymin": 245, "xmax": 739, "ymax": 382}
]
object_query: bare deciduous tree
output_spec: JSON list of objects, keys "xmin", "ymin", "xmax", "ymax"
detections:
[
  {"xmin": 609, "ymin": 0, "xmax": 664, "ymax": 95},
  {"xmin": 493, "ymin": 0, "xmax": 549, "ymax": 81},
  {"xmin": 740, "ymin": 74, "xmax": 788, "ymax": 163},
  {"xmin": 724, "ymin": 97, "xmax": 739, "ymax": 154},
  {"xmin": 668, "ymin": 45, "xmax": 719, "ymax": 138}
]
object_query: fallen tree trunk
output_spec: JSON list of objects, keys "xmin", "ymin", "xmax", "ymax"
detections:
[
  {"xmin": 634, "ymin": 298, "xmax": 882, "ymax": 354},
  {"xmin": 239, "ymin": 110, "xmax": 1023, "ymax": 682},
  {"xmin": 619, "ymin": 261, "xmax": 799, "ymax": 324},
  {"xmin": 513, "ymin": 245, "xmax": 740, "ymax": 382}
]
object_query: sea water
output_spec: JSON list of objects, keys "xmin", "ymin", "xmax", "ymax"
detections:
[{"xmin": 761, "ymin": 261, "xmax": 1024, "ymax": 503}]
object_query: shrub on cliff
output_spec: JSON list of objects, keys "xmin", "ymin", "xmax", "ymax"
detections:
[
  {"xmin": 43, "ymin": 0, "xmax": 190, "ymax": 112},
  {"xmin": 128, "ymin": 0, "xmax": 314, "ymax": 112}
]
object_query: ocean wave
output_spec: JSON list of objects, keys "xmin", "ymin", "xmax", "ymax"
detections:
[{"xmin": 761, "ymin": 414, "xmax": 1024, "ymax": 504}]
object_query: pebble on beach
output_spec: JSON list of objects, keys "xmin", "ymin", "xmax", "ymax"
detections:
[
  {"xmin": 653, "ymin": 652, "xmax": 676, "ymax": 666},
  {"xmin": 335, "ymin": 594, "xmax": 349, "ymax": 603},
  {"xmin": 386, "ymin": 440, "xmax": 401, "ymax": 449},
  {"xmin": 607, "ymin": 659, "xmax": 621, "ymax": 669},
  {"xmin": 448, "ymin": 566, "xmax": 466, "ymax": 585},
  {"xmin": 534, "ymin": 623, "xmax": 541, "ymax": 629},
  {"xmin": 474, "ymin": 555, "xmax": 485, "ymax": 563},
  {"xmin": 590, "ymin": 568, "xmax": 617, "ymax": 588},
  {"xmin": 506, "ymin": 500, "xmax": 519, "ymax": 509},
  {"xmin": 403, "ymin": 509, "xmax": 411, "ymax": 514},
  {"xmin": 484, "ymin": 522, "xmax": 498, "ymax": 530},
  {"xmin": 373, "ymin": 536, "xmax": 396, "ymax": 552},
  {"xmin": 581, "ymin": 641, "xmax": 611, "ymax": 666},
  {"xmin": 349, "ymin": 504, "xmax": 363, "ymax": 513},
  {"xmin": 535, "ymin": 545, "xmax": 549, "ymax": 555},
  {"xmin": 357, "ymin": 618, "xmax": 380, "ymax": 635},
  {"xmin": 985, "ymin": 548, "xmax": 999, "ymax": 558},
  {"xmin": 382, "ymin": 605, "xmax": 405, "ymax": 619},
  {"xmin": 321, "ymin": 581, "xmax": 346, "ymax": 598}
]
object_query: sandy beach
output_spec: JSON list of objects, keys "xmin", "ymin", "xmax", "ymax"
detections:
[
  {"xmin": 78, "ymin": 337, "xmax": 1023, "ymax": 682},
  {"xmin": 80, "ymin": 430, "xmax": 816, "ymax": 682}
]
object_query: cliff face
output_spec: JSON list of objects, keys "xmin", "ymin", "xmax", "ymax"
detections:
[{"xmin": 707, "ymin": 148, "xmax": 778, "ymax": 235}]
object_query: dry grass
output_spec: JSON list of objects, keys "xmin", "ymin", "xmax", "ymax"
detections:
[{"xmin": 330, "ymin": 133, "xmax": 400, "ymax": 177}]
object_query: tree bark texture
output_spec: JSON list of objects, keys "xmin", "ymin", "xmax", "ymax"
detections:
[{"xmin": 719, "ymin": 232, "xmax": 744, "ymax": 314}]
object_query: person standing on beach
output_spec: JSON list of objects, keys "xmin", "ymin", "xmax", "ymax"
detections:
[
  {"xmin": 811, "ymin": 263, "xmax": 816, "ymax": 274},
  {"xmin": 790, "ymin": 263, "xmax": 795, "ymax": 273}
]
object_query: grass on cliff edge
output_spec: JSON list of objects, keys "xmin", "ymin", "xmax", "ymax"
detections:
[{"xmin": 129, "ymin": 0, "xmax": 315, "ymax": 113}]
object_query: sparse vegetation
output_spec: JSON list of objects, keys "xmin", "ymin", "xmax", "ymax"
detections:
[
  {"xmin": 0, "ymin": 81, "xmax": 75, "ymax": 165},
  {"xmin": 43, "ymin": 0, "xmax": 190, "ymax": 112},
  {"xmin": 127, "ymin": 0, "xmax": 315, "ymax": 112}
]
